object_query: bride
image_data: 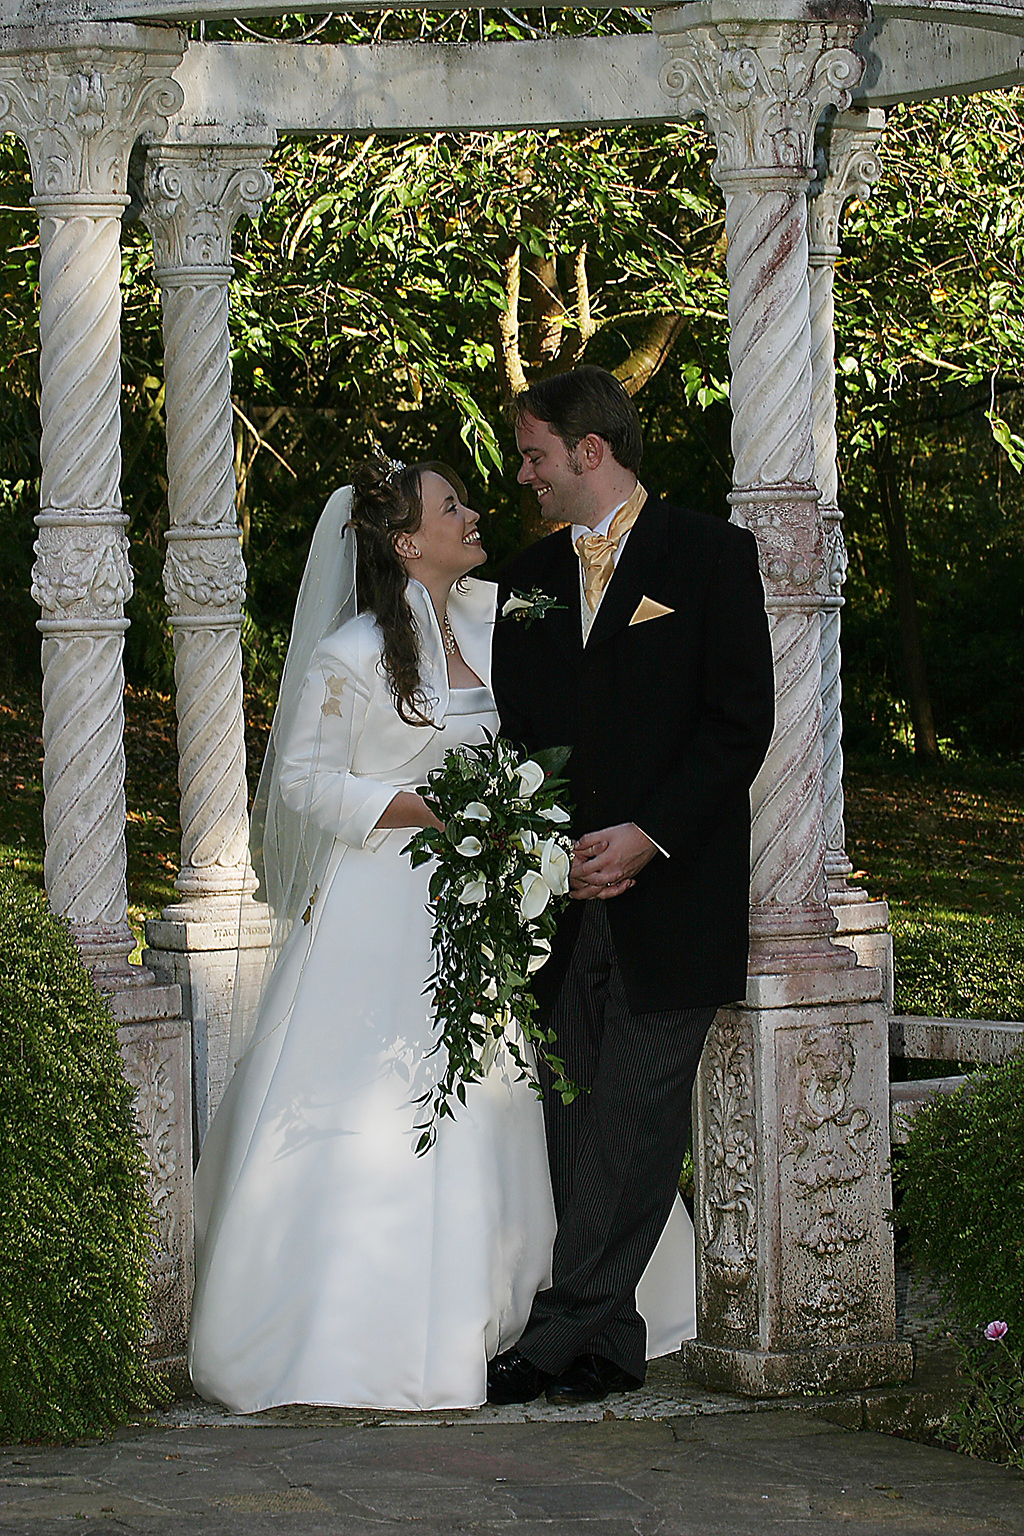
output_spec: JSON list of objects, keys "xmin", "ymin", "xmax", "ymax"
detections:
[{"xmin": 188, "ymin": 459, "xmax": 694, "ymax": 1413}]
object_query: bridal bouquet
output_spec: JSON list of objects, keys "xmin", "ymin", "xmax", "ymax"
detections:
[{"xmin": 404, "ymin": 733, "xmax": 577, "ymax": 1153}]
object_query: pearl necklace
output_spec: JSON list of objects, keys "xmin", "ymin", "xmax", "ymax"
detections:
[{"xmin": 441, "ymin": 610, "xmax": 458, "ymax": 658}]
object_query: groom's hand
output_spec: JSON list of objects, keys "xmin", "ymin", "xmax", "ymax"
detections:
[{"xmin": 570, "ymin": 823, "xmax": 657, "ymax": 900}]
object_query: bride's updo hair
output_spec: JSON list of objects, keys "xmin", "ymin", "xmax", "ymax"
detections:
[{"xmin": 350, "ymin": 458, "xmax": 468, "ymax": 726}]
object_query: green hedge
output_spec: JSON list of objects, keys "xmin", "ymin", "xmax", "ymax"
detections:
[
  {"xmin": 0, "ymin": 867, "xmax": 161, "ymax": 1442},
  {"xmin": 894, "ymin": 1055, "xmax": 1024, "ymax": 1336}
]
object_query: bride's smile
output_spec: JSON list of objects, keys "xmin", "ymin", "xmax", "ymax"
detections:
[{"xmin": 406, "ymin": 469, "xmax": 488, "ymax": 583}]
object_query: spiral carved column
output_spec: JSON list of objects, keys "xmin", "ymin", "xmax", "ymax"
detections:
[
  {"xmin": 658, "ymin": 13, "xmax": 865, "ymax": 974},
  {"xmin": 809, "ymin": 110, "xmax": 893, "ymax": 1002},
  {"xmin": 0, "ymin": 37, "xmax": 182, "ymax": 981},
  {"xmin": 141, "ymin": 142, "xmax": 275, "ymax": 1138},
  {"xmin": 657, "ymin": 8, "xmax": 909, "ymax": 1397},
  {"xmin": 0, "ymin": 29, "xmax": 195, "ymax": 1361}
]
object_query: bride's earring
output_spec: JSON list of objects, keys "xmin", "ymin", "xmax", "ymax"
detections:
[{"xmin": 395, "ymin": 536, "xmax": 420, "ymax": 561}]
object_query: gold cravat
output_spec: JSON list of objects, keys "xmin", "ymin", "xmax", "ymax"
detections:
[{"xmin": 575, "ymin": 483, "xmax": 648, "ymax": 612}]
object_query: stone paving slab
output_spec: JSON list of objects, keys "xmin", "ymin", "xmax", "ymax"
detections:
[{"xmin": 2, "ymin": 1401, "xmax": 1021, "ymax": 1535}]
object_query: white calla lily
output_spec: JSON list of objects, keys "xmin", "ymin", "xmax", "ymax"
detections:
[
  {"xmin": 516, "ymin": 759, "xmax": 546, "ymax": 797},
  {"xmin": 462, "ymin": 801, "xmax": 491, "ymax": 822},
  {"xmin": 539, "ymin": 837, "xmax": 571, "ymax": 896},
  {"xmin": 537, "ymin": 803, "xmax": 571, "ymax": 824},
  {"xmin": 482, "ymin": 977, "xmax": 499, "ymax": 1001},
  {"xmin": 526, "ymin": 938, "xmax": 552, "ymax": 973},
  {"xmin": 480, "ymin": 942, "xmax": 495, "ymax": 963},
  {"xmin": 517, "ymin": 828, "xmax": 539, "ymax": 854},
  {"xmin": 457, "ymin": 876, "xmax": 487, "ymax": 906},
  {"xmin": 519, "ymin": 869, "xmax": 552, "ymax": 921},
  {"xmin": 454, "ymin": 835, "xmax": 483, "ymax": 857},
  {"xmin": 501, "ymin": 594, "xmax": 534, "ymax": 617}
]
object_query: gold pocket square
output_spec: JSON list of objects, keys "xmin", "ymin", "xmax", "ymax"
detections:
[{"xmin": 629, "ymin": 596, "xmax": 675, "ymax": 626}]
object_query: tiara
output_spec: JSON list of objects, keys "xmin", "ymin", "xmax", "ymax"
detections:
[{"xmin": 379, "ymin": 452, "xmax": 405, "ymax": 481}]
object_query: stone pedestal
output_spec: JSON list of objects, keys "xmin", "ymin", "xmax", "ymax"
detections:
[
  {"xmin": 683, "ymin": 970, "xmax": 911, "ymax": 1396},
  {"xmin": 105, "ymin": 979, "xmax": 193, "ymax": 1362},
  {"xmin": 145, "ymin": 899, "xmax": 271, "ymax": 1145}
]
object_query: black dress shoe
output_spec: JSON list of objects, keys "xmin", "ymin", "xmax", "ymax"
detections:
[
  {"xmin": 487, "ymin": 1348, "xmax": 550, "ymax": 1404},
  {"xmin": 546, "ymin": 1353, "xmax": 644, "ymax": 1406}
]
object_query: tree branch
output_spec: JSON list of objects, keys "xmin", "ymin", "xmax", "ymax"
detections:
[
  {"xmin": 496, "ymin": 244, "xmax": 527, "ymax": 396},
  {"xmin": 614, "ymin": 314, "xmax": 686, "ymax": 397}
]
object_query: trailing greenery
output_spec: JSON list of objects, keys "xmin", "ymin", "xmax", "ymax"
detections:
[
  {"xmin": 0, "ymin": 867, "xmax": 162, "ymax": 1443},
  {"xmin": 894, "ymin": 1055, "xmax": 1024, "ymax": 1464}
]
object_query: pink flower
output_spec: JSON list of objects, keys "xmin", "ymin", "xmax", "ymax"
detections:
[{"xmin": 984, "ymin": 1320, "xmax": 1009, "ymax": 1342}]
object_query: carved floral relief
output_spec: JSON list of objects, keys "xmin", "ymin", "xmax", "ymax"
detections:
[
  {"xmin": 143, "ymin": 150, "xmax": 274, "ymax": 273},
  {"xmin": 119, "ymin": 1027, "xmax": 187, "ymax": 1352},
  {"xmin": 31, "ymin": 526, "xmax": 133, "ymax": 616},
  {"xmin": 730, "ymin": 490, "xmax": 825, "ymax": 595},
  {"xmin": 163, "ymin": 536, "xmax": 247, "ymax": 612},
  {"xmin": 780, "ymin": 1023, "xmax": 876, "ymax": 1343},
  {"xmin": 700, "ymin": 1012, "xmax": 757, "ymax": 1339},
  {"xmin": 656, "ymin": 22, "xmax": 863, "ymax": 179}
]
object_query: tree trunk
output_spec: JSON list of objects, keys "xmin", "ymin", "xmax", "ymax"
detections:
[
  {"xmin": 614, "ymin": 314, "xmax": 686, "ymax": 397},
  {"xmin": 874, "ymin": 431, "xmax": 938, "ymax": 759}
]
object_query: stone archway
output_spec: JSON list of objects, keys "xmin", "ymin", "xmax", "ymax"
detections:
[{"xmin": 2, "ymin": 0, "xmax": 1021, "ymax": 1381}]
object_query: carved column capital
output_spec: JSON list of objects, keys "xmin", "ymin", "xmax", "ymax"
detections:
[
  {"xmin": 808, "ymin": 107, "xmax": 885, "ymax": 260},
  {"xmin": 0, "ymin": 34, "xmax": 183, "ymax": 203},
  {"xmin": 654, "ymin": 11, "xmax": 864, "ymax": 187},
  {"xmin": 141, "ymin": 142, "xmax": 275, "ymax": 280}
]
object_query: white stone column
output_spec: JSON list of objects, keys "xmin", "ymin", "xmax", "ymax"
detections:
[
  {"xmin": 140, "ymin": 141, "xmax": 274, "ymax": 1144},
  {"xmin": 0, "ymin": 34, "xmax": 181, "ymax": 982},
  {"xmin": 809, "ymin": 109, "xmax": 894, "ymax": 1007},
  {"xmin": 657, "ymin": 4, "xmax": 911, "ymax": 1395},
  {"xmin": 0, "ymin": 27, "xmax": 194, "ymax": 1361}
]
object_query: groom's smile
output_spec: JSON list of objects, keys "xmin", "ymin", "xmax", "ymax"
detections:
[{"xmin": 515, "ymin": 412, "xmax": 590, "ymax": 526}]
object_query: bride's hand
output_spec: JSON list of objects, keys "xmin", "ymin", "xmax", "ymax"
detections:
[{"xmin": 375, "ymin": 791, "xmax": 444, "ymax": 833}]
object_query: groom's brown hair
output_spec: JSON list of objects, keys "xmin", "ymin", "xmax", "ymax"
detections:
[{"xmin": 505, "ymin": 367, "xmax": 643, "ymax": 475}]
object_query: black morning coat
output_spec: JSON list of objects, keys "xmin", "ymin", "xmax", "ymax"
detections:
[{"xmin": 491, "ymin": 493, "xmax": 776, "ymax": 1016}]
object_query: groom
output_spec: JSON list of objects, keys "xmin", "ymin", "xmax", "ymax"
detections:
[{"xmin": 488, "ymin": 366, "xmax": 775, "ymax": 1405}]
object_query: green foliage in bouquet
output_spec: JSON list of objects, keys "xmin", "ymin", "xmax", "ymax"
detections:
[
  {"xmin": 405, "ymin": 735, "xmax": 577, "ymax": 1152},
  {"xmin": 0, "ymin": 868, "xmax": 162, "ymax": 1443},
  {"xmin": 894, "ymin": 1056, "xmax": 1024, "ymax": 1466}
]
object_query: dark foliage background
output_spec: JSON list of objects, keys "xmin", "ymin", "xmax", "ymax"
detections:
[{"xmin": 1, "ymin": 72, "xmax": 1023, "ymax": 763}]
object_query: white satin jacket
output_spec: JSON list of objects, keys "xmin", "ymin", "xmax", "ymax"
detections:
[{"xmin": 277, "ymin": 576, "xmax": 498, "ymax": 851}]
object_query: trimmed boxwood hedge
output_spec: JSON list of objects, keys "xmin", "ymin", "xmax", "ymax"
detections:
[
  {"xmin": 894, "ymin": 1054, "xmax": 1024, "ymax": 1336},
  {"xmin": 0, "ymin": 866, "xmax": 161, "ymax": 1442}
]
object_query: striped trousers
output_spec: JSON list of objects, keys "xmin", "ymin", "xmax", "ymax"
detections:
[{"xmin": 517, "ymin": 900, "xmax": 716, "ymax": 1381}]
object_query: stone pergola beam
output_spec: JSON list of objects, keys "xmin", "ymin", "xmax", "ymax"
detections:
[
  {"xmin": 136, "ymin": 20, "xmax": 1024, "ymax": 146},
  {"xmin": 165, "ymin": 37, "xmax": 676, "ymax": 139}
]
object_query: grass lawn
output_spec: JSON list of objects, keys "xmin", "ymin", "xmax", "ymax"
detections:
[
  {"xmin": 845, "ymin": 757, "xmax": 1024, "ymax": 1022},
  {"xmin": 2, "ymin": 684, "xmax": 1023, "ymax": 1018}
]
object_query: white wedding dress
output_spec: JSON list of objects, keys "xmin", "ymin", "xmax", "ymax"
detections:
[{"xmin": 189, "ymin": 578, "xmax": 694, "ymax": 1414}]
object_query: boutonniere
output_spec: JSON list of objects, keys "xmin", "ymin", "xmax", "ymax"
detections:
[{"xmin": 500, "ymin": 587, "xmax": 564, "ymax": 627}]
